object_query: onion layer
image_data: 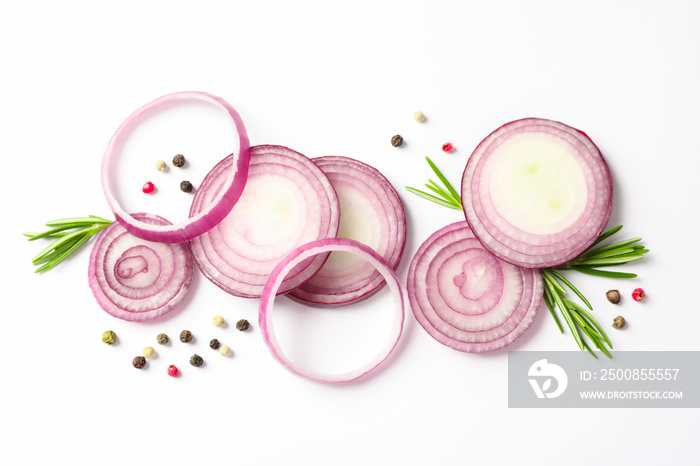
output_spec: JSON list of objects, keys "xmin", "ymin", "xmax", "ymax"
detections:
[
  {"xmin": 259, "ymin": 238, "xmax": 405, "ymax": 383},
  {"xmin": 101, "ymin": 91, "xmax": 251, "ymax": 244},
  {"xmin": 88, "ymin": 213, "xmax": 194, "ymax": 321},
  {"xmin": 288, "ymin": 156, "xmax": 407, "ymax": 306},
  {"xmin": 461, "ymin": 118, "xmax": 613, "ymax": 268},
  {"xmin": 407, "ymin": 221, "xmax": 543, "ymax": 353},
  {"xmin": 189, "ymin": 145, "xmax": 340, "ymax": 298}
]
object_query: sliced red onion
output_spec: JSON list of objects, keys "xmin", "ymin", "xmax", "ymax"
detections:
[
  {"xmin": 88, "ymin": 213, "xmax": 193, "ymax": 322},
  {"xmin": 259, "ymin": 238, "xmax": 405, "ymax": 383},
  {"xmin": 189, "ymin": 145, "xmax": 340, "ymax": 298},
  {"xmin": 407, "ymin": 221, "xmax": 543, "ymax": 353},
  {"xmin": 461, "ymin": 118, "xmax": 613, "ymax": 268},
  {"xmin": 101, "ymin": 91, "xmax": 251, "ymax": 244},
  {"xmin": 287, "ymin": 156, "xmax": 407, "ymax": 306}
]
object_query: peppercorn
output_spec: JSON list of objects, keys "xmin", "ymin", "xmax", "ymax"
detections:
[
  {"xmin": 612, "ymin": 316, "xmax": 626, "ymax": 329},
  {"xmin": 102, "ymin": 330, "xmax": 117, "ymax": 345},
  {"xmin": 156, "ymin": 333, "xmax": 169, "ymax": 346},
  {"xmin": 414, "ymin": 111, "xmax": 425, "ymax": 122},
  {"xmin": 209, "ymin": 338, "xmax": 221, "ymax": 350},
  {"xmin": 180, "ymin": 330, "xmax": 193, "ymax": 343},
  {"xmin": 142, "ymin": 181, "xmax": 155, "ymax": 194},
  {"xmin": 213, "ymin": 315, "xmax": 225, "ymax": 327},
  {"xmin": 219, "ymin": 345, "xmax": 231, "ymax": 357},
  {"xmin": 155, "ymin": 159, "xmax": 166, "ymax": 171},
  {"xmin": 180, "ymin": 180, "xmax": 193, "ymax": 193},
  {"xmin": 390, "ymin": 134, "xmax": 403, "ymax": 147},
  {"xmin": 172, "ymin": 154, "xmax": 186, "ymax": 167},
  {"xmin": 132, "ymin": 356, "xmax": 146, "ymax": 369},
  {"xmin": 167, "ymin": 364, "xmax": 180, "ymax": 377},
  {"xmin": 236, "ymin": 319, "xmax": 250, "ymax": 331},
  {"xmin": 606, "ymin": 290, "xmax": 621, "ymax": 304},
  {"xmin": 442, "ymin": 142, "xmax": 454, "ymax": 153},
  {"xmin": 143, "ymin": 346, "xmax": 155, "ymax": 358},
  {"xmin": 190, "ymin": 354, "xmax": 204, "ymax": 367},
  {"xmin": 632, "ymin": 288, "xmax": 646, "ymax": 302}
]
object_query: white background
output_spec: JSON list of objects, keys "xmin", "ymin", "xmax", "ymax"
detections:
[{"xmin": 2, "ymin": 1, "xmax": 699, "ymax": 464}]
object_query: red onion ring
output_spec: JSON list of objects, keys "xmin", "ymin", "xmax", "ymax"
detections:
[
  {"xmin": 101, "ymin": 91, "xmax": 251, "ymax": 244},
  {"xmin": 407, "ymin": 221, "xmax": 543, "ymax": 352},
  {"xmin": 461, "ymin": 118, "xmax": 613, "ymax": 268},
  {"xmin": 189, "ymin": 145, "xmax": 340, "ymax": 298},
  {"xmin": 288, "ymin": 156, "xmax": 407, "ymax": 306},
  {"xmin": 259, "ymin": 238, "xmax": 405, "ymax": 383},
  {"xmin": 88, "ymin": 213, "xmax": 194, "ymax": 321}
]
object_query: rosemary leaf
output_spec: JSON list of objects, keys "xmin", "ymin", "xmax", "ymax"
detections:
[
  {"xmin": 574, "ymin": 255, "xmax": 644, "ymax": 267},
  {"xmin": 569, "ymin": 267, "xmax": 638, "ymax": 279},
  {"xmin": 425, "ymin": 181, "xmax": 456, "ymax": 203},
  {"xmin": 31, "ymin": 229, "xmax": 87, "ymax": 264},
  {"xmin": 584, "ymin": 225, "xmax": 623, "ymax": 251},
  {"xmin": 583, "ymin": 237, "xmax": 643, "ymax": 256},
  {"xmin": 426, "ymin": 156, "xmax": 461, "ymax": 202},
  {"xmin": 545, "ymin": 269, "xmax": 592, "ymax": 310},
  {"xmin": 35, "ymin": 233, "xmax": 92, "ymax": 273},
  {"xmin": 44, "ymin": 216, "xmax": 112, "ymax": 227},
  {"xmin": 27, "ymin": 215, "xmax": 112, "ymax": 273},
  {"xmin": 405, "ymin": 187, "xmax": 463, "ymax": 210},
  {"xmin": 543, "ymin": 284, "xmax": 564, "ymax": 334},
  {"xmin": 546, "ymin": 279, "xmax": 584, "ymax": 351}
]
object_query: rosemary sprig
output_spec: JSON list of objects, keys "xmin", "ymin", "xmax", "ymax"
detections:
[
  {"xmin": 405, "ymin": 157, "xmax": 462, "ymax": 210},
  {"xmin": 25, "ymin": 215, "xmax": 112, "ymax": 273},
  {"xmin": 406, "ymin": 157, "xmax": 649, "ymax": 358}
]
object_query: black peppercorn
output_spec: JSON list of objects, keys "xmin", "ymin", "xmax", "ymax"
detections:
[
  {"xmin": 156, "ymin": 333, "xmax": 169, "ymax": 345},
  {"xmin": 180, "ymin": 330, "xmax": 193, "ymax": 343},
  {"xmin": 190, "ymin": 354, "xmax": 204, "ymax": 367},
  {"xmin": 391, "ymin": 134, "xmax": 403, "ymax": 147},
  {"xmin": 180, "ymin": 180, "xmax": 194, "ymax": 193},
  {"xmin": 606, "ymin": 290, "xmax": 621, "ymax": 304},
  {"xmin": 236, "ymin": 319, "xmax": 250, "ymax": 331},
  {"xmin": 173, "ymin": 153, "xmax": 186, "ymax": 167},
  {"xmin": 132, "ymin": 356, "xmax": 146, "ymax": 369},
  {"xmin": 209, "ymin": 338, "xmax": 221, "ymax": 350}
]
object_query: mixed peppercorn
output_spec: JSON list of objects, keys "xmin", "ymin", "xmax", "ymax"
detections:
[{"xmin": 104, "ymin": 312, "xmax": 250, "ymax": 375}]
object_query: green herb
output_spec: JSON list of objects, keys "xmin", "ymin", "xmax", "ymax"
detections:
[
  {"xmin": 405, "ymin": 157, "xmax": 462, "ymax": 210},
  {"xmin": 24, "ymin": 215, "xmax": 112, "ymax": 273},
  {"xmin": 406, "ymin": 157, "xmax": 649, "ymax": 358}
]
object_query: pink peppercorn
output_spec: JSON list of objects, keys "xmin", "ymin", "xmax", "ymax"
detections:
[
  {"xmin": 142, "ymin": 181, "xmax": 155, "ymax": 194},
  {"xmin": 167, "ymin": 364, "xmax": 180, "ymax": 377},
  {"xmin": 632, "ymin": 288, "xmax": 645, "ymax": 302},
  {"xmin": 442, "ymin": 142, "xmax": 454, "ymax": 153}
]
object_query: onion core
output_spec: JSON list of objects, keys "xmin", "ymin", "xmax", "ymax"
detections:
[{"xmin": 88, "ymin": 213, "xmax": 194, "ymax": 321}]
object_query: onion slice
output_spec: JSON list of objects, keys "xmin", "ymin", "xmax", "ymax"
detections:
[
  {"xmin": 288, "ymin": 156, "xmax": 407, "ymax": 306},
  {"xmin": 461, "ymin": 118, "xmax": 613, "ymax": 268},
  {"xmin": 101, "ymin": 91, "xmax": 251, "ymax": 243},
  {"xmin": 189, "ymin": 145, "xmax": 340, "ymax": 298},
  {"xmin": 88, "ymin": 213, "xmax": 194, "ymax": 322},
  {"xmin": 259, "ymin": 238, "xmax": 405, "ymax": 383},
  {"xmin": 407, "ymin": 221, "xmax": 543, "ymax": 352}
]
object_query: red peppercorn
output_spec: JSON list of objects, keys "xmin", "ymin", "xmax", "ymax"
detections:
[
  {"xmin": 167, "ymin": 364, "xmax": 180, "ymax": 377},
  {"xmin": 632, "ymin": 288, "xmax": 645, "ymax": 302},
  {"xmin": 142, "ymin": 181, "xmax": 155, "ymax": 194},
  {"xmin": 442, "ymin": 142, "xmax": 454, "ymax": 153}
]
